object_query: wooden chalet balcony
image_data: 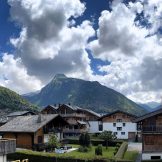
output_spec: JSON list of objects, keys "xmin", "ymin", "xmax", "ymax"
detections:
[
  {"xmin": 60, "ymin": 113, "xmax": 86, "ymax": 118},
  {"xmin": 143, "ymin": 126, "xmax": 162, "ymax": 133},
  {"xmin": 43, "ymin": 127, "xmax": 62, "ymax": 134},
  {"xmin": 0, "ymin": 138, "xmax": 16, "ymax": 155},
  {"xmin": 63, "ymin": 128, "xmax": 88, "ymax": 133}
]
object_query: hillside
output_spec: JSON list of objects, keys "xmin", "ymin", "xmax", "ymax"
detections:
[
  {"xmin": 0, "ymin": 86, "xmax": 37, "ymax": 115},
  {"xmin": 24, "ymin": 74, "xmax": 147, "ymax": 116}
]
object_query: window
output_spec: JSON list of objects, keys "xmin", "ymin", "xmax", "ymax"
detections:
[
  {"xmin": 74, "ymin": 125, "xmax": 78, "ymax": 129},
  {"xmin": 38, "ymin": 136, "xmax": 43, "ymax": 144},
  {"xmin": 99, "ymin": 124, "xmax": 103, "ymax": 131},
  {"xmin": 121, "ymin": 132, "xmax": 125, "ymax": 135},
  {"xmin": 117, "ymin": 119, "xmax": 122, "ymax": 122},
  {"xmin": 117, "ymin": 127, "xmax": 122, "ymax": 131},
  {"xmin": 123, "ymin": 123, "xmax": 126, "ymax": 126},
  {"xmin": 114, "ymin": 132, "xmax": 118, "ymax": 135},
  {"xmin": 113, "ymin": 123, "xmax": 116, "ymax": 127}
]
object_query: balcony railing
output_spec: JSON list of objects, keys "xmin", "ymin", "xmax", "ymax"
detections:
[
  {"xmin": 43, "ymin": 127, "xmax": 62, "ymax": 134},
  {"xmin": 60, "ymin": 113, "xmax": 86, "ymax": 118},
  {"xmin": 63, "ymin": 128, "xmax": 88, "ymax": 133},
  {"xmin": 0, "ymin": 138, "xmax": 16, "ymax": 155},
  {"xmin": 143, "ymin": 126, "xmax": 162, "ymax": 133}
]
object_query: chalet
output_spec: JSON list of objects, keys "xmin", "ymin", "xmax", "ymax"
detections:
[
  {"xmin": 135, "ymin": 108, "xmax": 162, "ymax": 160},
  {"xmin": 43, "ymin": 104, "xmax": 100, "ymax": 136},
  {"xmin": 7, "ymin": 111, "xmax": 36, "ymax": 120},
  {"xmin": 0, "ymin": 114, "xmax": 68, "ymax": 149},
  {"xmin": 41, "ymin": 105, "xmax": 58, "ymax": 114},
  {"xmin": 0, "ymin": 111, "xmax": 36, "ymax": 127},
  {"xmin": 98, "ymin": 110, "xmax": 138, "ymax": 140}
]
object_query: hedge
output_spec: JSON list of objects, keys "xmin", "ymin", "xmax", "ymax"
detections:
[
  {"xmin": 7, "ymin": 151, "xmax": 110, "ymax": 162},
  {"xmin": 7, "ymin": 151, "xmax": 133, "ymax": 162},
  {"xmin": 142, "ymin": 161, "xmax": 162, "ymax": 162},
  {"xmin": 115, "ymin": 142, "xmax": 128, "ymax": 159}
]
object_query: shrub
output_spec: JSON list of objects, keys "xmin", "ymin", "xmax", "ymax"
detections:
[
  {"xmin": 85, "ymin": 133, "xmax": 91, "ymax": 147},
  {"xmin": 79, "ymin": 133, "xmax": 91, "ymax": 147},
  {"xmin": 95, "ymin": 145, "xmax": 103, "ymax": 156},
  {"xmin": 78, "ymin": 146, "xmax": 89, "ymax": 152}
]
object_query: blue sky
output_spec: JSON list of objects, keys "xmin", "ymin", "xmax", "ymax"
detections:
[{"xmin": 0, "ymin": 0, "xmax": 162, "ymax": 103}]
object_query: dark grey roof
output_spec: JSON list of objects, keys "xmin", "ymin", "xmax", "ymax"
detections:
[
  {"xmin": 99, "ymin": 110, "xmax": 137, "ymax": 120},
  {"xmin": 0, "ymin": 116, "xmax": 8, "ymax": 123},
  {"xmin": 134, "ymin": 108, "xmax": 162, "ymax": 122},
  {"xmin": 7, "ymin": 111, "xmax": 35, "ymax": 117},
  {"xmin": 41, "ymin": 105, "xmax": 58, "ymax": 111},
  {"xmin": 0, "ymin": 114, "xmax": 59, "ymax": 133},
  {"xmin": 63, "ymin": 104, "xmax": 100, "ymax": 117}
]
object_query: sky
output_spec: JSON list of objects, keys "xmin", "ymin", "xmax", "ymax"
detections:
[{"xmin": 0, "ymin": 0, "xmax": 162, "ymax": 104}]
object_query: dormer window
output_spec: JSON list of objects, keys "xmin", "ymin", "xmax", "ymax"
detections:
[{"xmin": 117, "ymin": 119, "xmax": 122, "ymax": 122}]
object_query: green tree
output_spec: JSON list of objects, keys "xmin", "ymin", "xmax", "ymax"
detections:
[
  {"xmin": 84, "ymin": 132, "xmax": 91, "ymax": 147},
  {"xmin": 99, "ymin": 131, "xmax": 117, "ymax": 149},
  {"xmin": 79, "ymin": 133, "xmax": 91, "ymax": 147},
  {"xmin": 79, "ymin": 133, "xmax": 85, "ymax": 146},
  {"xmin": 48, "ymin": 133, "xmax": 59, "ymax": 150}
]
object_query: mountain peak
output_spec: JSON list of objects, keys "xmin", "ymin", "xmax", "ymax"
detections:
[
  {"xmin": 54, "ymin": 74, "xmax": 67, "ymax": 79},
  {"xmin": 24, "ymin": 75, "xmax": 148, "ymax": 116}
]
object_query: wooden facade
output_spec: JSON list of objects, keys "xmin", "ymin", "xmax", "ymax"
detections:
[
  {"xmin": 135, "ymin": 108, "xmax": 162, "ymax": 160},
  {"xmin": 101, "ymin": 112, "xmax": 135, "ymax": 123},
  {"xmin": 0, "ymin": 138, "xmax": 16, "ymax": 155}
]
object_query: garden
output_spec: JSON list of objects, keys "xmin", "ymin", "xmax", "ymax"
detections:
[{"xmin": 8, "ymin": 131, "xmax": 139, "ymax": 162}]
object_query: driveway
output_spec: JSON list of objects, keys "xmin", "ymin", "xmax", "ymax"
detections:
[{"xmin": 128, "ymin": 142, "xmax": 142, "ymax": 152}]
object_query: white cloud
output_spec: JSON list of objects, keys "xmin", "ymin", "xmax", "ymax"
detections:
[
  {"xmin": 0, "ymin": 54, "xmax": 42, "ymax": 94},
  {"xmin": 2, "ymin": 0, "xmax": 95, "ymax": 92},
  {"xmin": 88, "ymin": 1, "xmax": 162, "ymax": 103}
]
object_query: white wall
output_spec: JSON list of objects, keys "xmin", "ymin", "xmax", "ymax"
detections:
[
  {"xmin": 142, "ymin": 153, "xmax": 162, "ymax": 160},
  {"xmin": 89, "ymin": 121, "xmax": 99, "ymax": 133},
  {"xmin": 0, "ymin": 155, "xmax": 6, "ymax": 162},
  {"xmin": 101, "ymin": 122, "xmax": 137, "ymax": 139}
]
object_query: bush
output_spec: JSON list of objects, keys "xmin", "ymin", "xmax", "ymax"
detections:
[
  {"xmin": 78, "ymin": 146, "xmax": 89, "ymax": 152},
  {"xmin": 79, "ymin": 133, "xmax": 91, "ymax": 147},
  {"xmin": 115, "ymin": 142, "xmax": 128, "ymax": 159},
  {"xmin": 95, "ymin": 145, "xmax": 103, "ymax": 156}
]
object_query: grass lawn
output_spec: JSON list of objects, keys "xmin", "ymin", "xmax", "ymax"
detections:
[
  {"xmin": 16, "ymin": 144, "xmax": 116, "ymax": 160},
  {"xmin": 123, "ymin": 151, "xmax": 139, "ymax": 161},
  {"xmin": 56, "ymin": 144, "xmax": 115, "ymax": 159}
]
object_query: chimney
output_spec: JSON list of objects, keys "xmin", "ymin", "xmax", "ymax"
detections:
[{"xmin": 37, "ymin": 114, "xmax": 42, "ymax": 123}]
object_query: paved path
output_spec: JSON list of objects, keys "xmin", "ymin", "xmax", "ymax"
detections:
[{"xmin": 128, "ymin": 142, "xmax": 142, "ymax": 162}]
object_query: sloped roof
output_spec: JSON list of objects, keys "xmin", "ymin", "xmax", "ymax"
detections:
[
  {"xmin": 7, "ymin": 111, "xmax": 35, "ymax": 117},
  {"xmin": 61, "ymin": 104, "xmax": 100, "ymax": 117},
  {"xmin": 134, "ymin": 108, "xmax": 162, "ymax": 122},
  {"xmin": 77, "ymin": 120, "xmax": 87, "ymax": 125},
  {"xmin": 0, "ymin": 114, "xmax": 59, "ymax": 133},
  {"xmin": 99, "ymin": 110, "xmax": 137, "ymax": 120},
  {"xmin": 41, "ymin": 105, "xmax": 58, "ymax": 111}
]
